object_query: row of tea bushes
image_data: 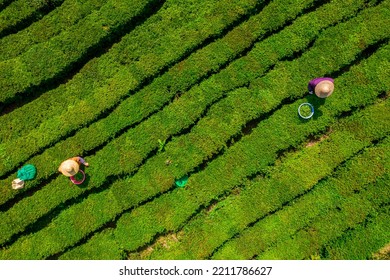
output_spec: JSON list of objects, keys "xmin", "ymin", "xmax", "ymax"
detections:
[
  {"xmin": 0, "ymin": 0, "xmax": 65, "ymax": 38},
  {"xmin": 0, "ymin": 0, "xmax": 378, "ymax": 178},
  {"xmin": 0, "ymin": 0, "xmax": 335, "ymax": 186},
  {"xmin": 0, "ymin": 2, "xmax": 386, "ymax": 245},
  {"xmin": 0, "ymin": 0, "xmax": 161, "ymax": 104},
  {"xmin": 324, "ymin": 204, "xmax": 390, "ymax": 260},
  {"xmin": 213, "ymin": 138, "xmax": 390, "ymax": 259},
  {"xmin": 0, "ymin": 0, "xmax": 107, "ymax": 61},
  {"xmin": 257, "ymin": 171, "xmax": 390, "ymax": 259},
  {"xmin": 1, "ymin": 37, "xmax": 387, "ymax": 259},
  {"xmin": 128, "ymin": 100, "xmax": 390, "ymax": 260},
  {"xmin": 64, "ymin": 98, "xmax": 390, "ymax": 260},
  {"xmin": 0, "ymin": 0, "xmax": 276, "ymax": 170}
]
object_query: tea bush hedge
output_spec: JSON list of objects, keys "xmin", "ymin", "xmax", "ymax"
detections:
[
  {"xmin": 0, "ymin": 0, "xmax": 388, "ymax": 260},
  {"xmin": 0, "ymin": 0, "xmax": 107, "ymax": 61}
]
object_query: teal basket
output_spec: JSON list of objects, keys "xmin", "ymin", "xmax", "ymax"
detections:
[
  {"xmin": 17, "ymin": 164, "xmax": 37, "ymax": 181},
  {"xmin": 175, "ymin": 175, "xmax": 188, "ymax": 188}
]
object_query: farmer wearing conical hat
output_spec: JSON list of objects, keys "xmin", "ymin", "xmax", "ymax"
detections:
[
  {"xmin": 58, "ymin": 156, "xmax": 89, "ymax": 184},
  {"xmin": 308, "ymin": 77, "xmax": 334, "ymax": 98}
]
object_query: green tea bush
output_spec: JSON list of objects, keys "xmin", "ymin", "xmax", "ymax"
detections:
[
  {"xmin": 127, "ymin": 100, "xmax": 390, "ymax": 260},
  {"xmin": 0, "ymin": 0, "xmax": 268, "ymax": 163},
  {"xmin": 62, "ymin": 99, "xmax": 390, "ymax": 260},
  {"xmin": 257, "ymin": 172, "xmax": 390, "ymax": 259},
  {"xmin": 0, "ymin": 0, "xmax": 107, "ymax": 61},
  {"xmin": 0, "ymin": 0, "xmax": 388, "ymax": 261},
  {"xmin": 0, "ymin": 0, "xmax": 164, "ymax": 104},
  {"xmin": 0, "ymin": 0, "xmax": 377, "ymax": 178},
  {"xmin": 0, "ymin": 32, "xmax": 388, "ymax": 259},
  {"xmin": 213, "ymin": 138, "xmax": 390, "ymax": 259},
  {"xmin": 0, "ymin": 0, "xmax": 386, "ymax": 230},
  {"xmin": 0, "ymin": 0, "xmax": 65, "ymax": 38},
  {"xmin": 0, "ymin": 0, "xmax": 325, "ymax": 176},
  {"xmin": 0, "ymin": 0, "xmax": 13, "ymax": 10},
  {"xmin": 324, "ymin": 206, "xmax": 390, "ymax": 259}
]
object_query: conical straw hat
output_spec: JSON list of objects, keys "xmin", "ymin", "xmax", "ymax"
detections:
[
  {"xmin": 58, "ymin": 160, "xmax": 79, "ymax": 177},
  {"xmin": 315, "ymin": 80, "xmax": 334, "ymax": 98}
]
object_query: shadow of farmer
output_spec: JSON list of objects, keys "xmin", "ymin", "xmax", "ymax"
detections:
[{"xmin": 306, "ymin": 94, "xmax": 325, "ymax": 120}]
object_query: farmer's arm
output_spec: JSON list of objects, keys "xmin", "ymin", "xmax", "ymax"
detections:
[
  {"xmin": 308, "ymin": 78, "xmax": 317, "ymax": 93},
  {"xmin": 72, "ymin": 156, "xmax": 89, "ymax": 166},
  {"xmin": 78, "ymin": 156, "xmax": 89, "ymax": 166}
]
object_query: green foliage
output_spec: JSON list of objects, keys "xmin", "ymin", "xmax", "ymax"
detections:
[
  {"xmin": 214, "ymin": 138, "xmax": 390, "ymax": 260},
  {"xmin": 1, "ymin": 22, "xmax": 389, "ymax": 258},
  {"xmin": 158, "ymin": 139, "xmax": 166, "ymax": 152},
  {"xmin": 0, "ymin": 0, "xmax": 268, "ymax": 176},
  {"xmin": 257, "ymin": 172, "xmax": 390, "ymax": 260},
  {"xmin": 0, "ymin": 0, "xmax": 65, "ymax": 37},
  {"xmin": 0, "ymin": 0, "xmax": 326, "ymax": 187},
  {"xmin": 0, "ymin": 0, "xmax": 375, "ymax": 178},
  {"xmin": 0, "ymin": 0, "xmax": 107, "ymax": 61},
  {"xmin": 60, "ymin": 229, "xmax": 125, "ymax": 260},
  {"xmin": 0, "ymin": 0, "xmax": 160, "ymax": 104},
  {"xmin": 324, "ymin": 205, "xmax": 390, "ymax": 260},
  {"xmin": 134, "ymin": 100, "xmax": 390, "ymax": 260},
  {"xmin": 0, "ymin": 0, "xmax": 13, "ymax": 10},
  {"xmin": 0, "ymin": 0, "xmax": 389, "ymax": 261},
  {"xmin": 0, "ymin": 0, "xmax": 267, "ymax": 247}
]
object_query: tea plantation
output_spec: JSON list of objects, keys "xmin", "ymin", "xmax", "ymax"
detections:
[{"xmin": 0, "ymin": 0, "xmax": 389, "ymax": 260}]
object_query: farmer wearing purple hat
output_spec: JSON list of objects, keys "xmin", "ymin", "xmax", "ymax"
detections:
[{"xmin": 308, "ymin": 77, "xmax": 334, "ymax": 98}]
